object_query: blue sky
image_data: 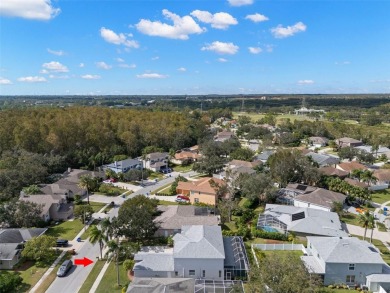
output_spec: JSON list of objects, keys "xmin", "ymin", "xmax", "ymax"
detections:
[{"xmin": 0, "ymin": 0, "xmax": 389, "ymax": 95}]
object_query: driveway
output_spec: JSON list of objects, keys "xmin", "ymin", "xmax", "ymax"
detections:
[{"xmin": 345, "ymin": 223, "xmax": 390, "ymax": 242}]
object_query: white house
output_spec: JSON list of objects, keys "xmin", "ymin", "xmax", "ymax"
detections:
[
  {"xmin": 133, "ymin": 225, "xmax": 249, "ymax": 281},
  {"xmin": 302, "ymin": 237, "xmax": 387, "ymax": 286},
  {"xmin": 103, "ymin": 158, "xmax": 142, "ymax": 174},
  {"xmin": 144, "ymin": 152, "xmax": 169, "ymax": 172},
  {"xmin": 305, "ymin": 152, "xmax": 340, "ymax": 167}
]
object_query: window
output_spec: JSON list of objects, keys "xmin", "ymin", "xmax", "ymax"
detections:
[
  {"xmin": 202, "ymin": 270, "xmax": 205, "ymax": 278},
  {"xmin": 195, "ymin": 198, "xmax": 199, "ymax": 203},
  {"xmin": 189, "ymin": 270, "xmax": 195, "ymax": 276},
  {"xmin": 346, "ymin": 275, "xmax": 355, "ymax": 283},
  {"xmin": 219, "ymin": 270, "xmax": 222, "ymax": 278},
  {"xmin": 175, "ymin": 271, "xmax": 178, "ymax": 277},
  {"xmin": 348, "ymin": 264, "xmax": 355, "ymax": 271}
]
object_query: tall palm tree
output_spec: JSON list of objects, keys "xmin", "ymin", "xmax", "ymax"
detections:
[
  {"xmin": 358, "ymin": 211, "xmax": 371, "ymax": 241},
  {"xmin": 89, "ymin": 225, "xmax": 106, "ymax": 260},
  {"xmin": 351, "ymin": 169, "xmax": 363, "ymax": 182},
  {"xmin": 361, "ymin": 170, "xmax": 377, "ymax": 187},
  {"xmin": 100, "ymin": 218, "xmax": 114, "ymax": 241},
  {"xmin": 78, "ymin": 174, "xmax": 94, "ymax": 205},
  {"xmin": 106, "ymin": 239, "xmax": 121, "ymax": 286},
  {"xmin": 368, "ymin": 215, "xmax": 376, "ymax": 244}
]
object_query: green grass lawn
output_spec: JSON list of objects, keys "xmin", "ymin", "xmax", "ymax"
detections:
[
  {"xmin": 152, "ymin": 182, "xmax": 173, "ymax": 195},
  {"xmin": 377, "ymin": 221, "xmax": 387, "ymax": 232},
  {"xmin": 45, "ymin": 219, "xmax": 85, "ymax": 240},
  {"xmin": 80, "ymin": 201, "xmax": 107, "ymax": 213},
  {"xmin": 95, "ymin": 261, "xmax": 129, "ymax": 293},
  {"xmin": 172, "ymin": 164, "xmax": 193, "ymax": 173},
  {"xmin": 157, "ymin": 200, "xmax": 179, "ymax": 206},
  {"xmin": 340, "ymin": 213, "xmax": 361, "ymax": 226},
  {"xmin": 148, "ymin": 172, "xmax": 164, "ymax": 180},
  {"xmin": 371, "ymin": 189, "xmax": 390, "ymax": 204},
  {"xmin": 78, "ymin": 260, "xmax": 106, "ymax": 293},
  {"xmin": 223, "ymin": 221, "xmax": 238, "ymax": 232},
  {"xmin": 80, "ymin": 219, "xmax": 102, "ymax": 240},
  {"xmin": 233, "ymin": 112, "xmax": 319, "ymax": 125}
]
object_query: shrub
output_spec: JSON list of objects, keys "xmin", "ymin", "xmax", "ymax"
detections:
[{"xmin": 252, "ymin": 229, "xmax": 288, "ymax": 241}]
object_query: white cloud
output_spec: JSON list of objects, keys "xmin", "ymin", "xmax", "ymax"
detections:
[
  {"xmin": 271, "ymin": 22, "xmax": 307, "ymax": 38},
  {"xmin": 245, "ymin": 13, "xmax": 269, "ymax": 23},
  {"xmin": 136, "ymin": 73, "xmax": 168, "ymax": 79},
  {"xmin": 177, "ymin": 67, "xmax": 187, "ymax": 72},
  {"xmin": 17, "ymin": 76, "xmax": 47, "ymax": 82},
  {"xmin": 79, "ymin": 63, "xmax": 85, "ymax": 68},
  {"xmin": 116, "ymin": 58, "xmax": 125, "ymax": 63},
  {"xmin": 49, "ymin": 74, "xmax": 69, "ymax": 79},
  {"xmin": 96, "ymin": 61, "xmax": 112, "ymax": 70},
  {"xmin": 201, "ymin": 41, "xmax": 239, "ymax": 55},
  {"xmin": 81, "ymin": 74, "xmax": 101, "ymax": 80},
  {"xmin": 100, "ymin": 27, "xmax": 139, "ymax": 48},
  {"xmin": 335, "ymin": 61, "xmax": 351, "ymax": 65},
  {"xmin": 0, "ymin": 0, "xmax": 60, "ymax": 20},
  {"xmin": 248, "ymin": 47, "xmax": 262, "ymax": 54},
  {"xmin": 0, "ymin": 77, "xmax": 12, "ymax": 85},
  {"xmin": 118, "ymin": 63, "xmax": 136, "ymax": 69},
  {"xmin": 42, "ymin": 61, "xmax": 69, "ymax": 73},
  {"xmin": 151, "ymin": 56, "xmax": 160, "ymax": 61},
  {"xmin": 190, "ymin": 10, "xmax": 237, "ymax": 30},
  {"xmin": 47, "ymin": 48, "xmax": 65, "ymax": 56},
  {"xmin": 136, "ymin": 9, "xmax": 206, "ymax": 40},
  {"xmin": 218, "ymin": 58, "xmax": 228, "ymax": 62},
  {"xmin": 298, "ymin": 80, "xmax": 314, "ymax": 85},
  {"xmin": 228, "ymin": 0, "xmax": 253, "ymax": 7}
]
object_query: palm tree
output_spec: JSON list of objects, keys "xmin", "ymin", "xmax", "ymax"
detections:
[
  {"xmin": 78, "ymin": 174, "xmax": 94, "ymax": 204},
  {"xmin": 368, "ymin": 215, "xmax": 376, "ymax": 244},
  {"xmin": 106, "ymin": 239, "xmax": 121, "ymax": 286},
  {"xmin": 351, "ymin": 169, "xmax": 363, "ymax": 182},
  {"xmin": 358, "ymin": 211, "xmax": 371, "ymax": 241},
  {"xmin": 361, "ymin": 170, "xmax": 377, "ymax": 187},
  {"xmin": 100, "ymin": 218, "xmax": 113, "ymax": 241},
  {"xmin": 89, "ymin": 225, "xmax": 106, "ymax": 260}
]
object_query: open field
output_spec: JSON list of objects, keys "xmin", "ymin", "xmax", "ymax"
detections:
[{"xmin": 233, "ymin": 112, "xmax": 319, "ymax": 124}]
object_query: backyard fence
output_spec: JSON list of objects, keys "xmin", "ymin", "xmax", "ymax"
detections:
[{"xmin": 251, "ymin": 244, "xmax": 307, "ymax": 268}]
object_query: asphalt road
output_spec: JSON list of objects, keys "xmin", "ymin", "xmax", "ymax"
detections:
[
  {"xmin": 45, "ymin": 241, "xmax": 99, "ymax": 293},
  {"xmin": 45, "ymin": 170, "xmax": 198, "ymax": 293}
]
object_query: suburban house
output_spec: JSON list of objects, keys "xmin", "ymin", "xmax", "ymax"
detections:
[
  {"xmin": 294, "ymin": 107, "xmax": 325, "ymax": 116},
  {"xmin": 255, "ymin": 150, "xmax": 275, "ymax": 163},
  {"xmin": 214, "ymin": 131, "xmax": 234, "ymax": 142},
  {"xmin": 19, "ymin": 193, "xmax": 73, "ymax": 222},
  {"xmin": 302, "ymin": 236, "xmax": 387, "ymax": 287},
  {"xmin": 154, "ymin": 205, "xmax": 219, "ymax": 237},
  {"xmin": 335, "ymin": 137, "xmax": 363, "ymax": 148},
  {"xmin": 227, "ymin": 159, "xmax": 262, "ymax": 169},
  {"xmin": 0, "ymin": 228, "xmax": 47, "ymax": 269},
  {"xmin": 257, "ymin": 204, "xmax": 347, "ymax": 237},
  {"xmin": 344, "ymin": 178, "xmax": 369, "ymax": 189},
  {"xmin": 354, "ymin": 145, "xmax": 390, "ymax": 158},
  {"xmin": 171, "ymin": 151, "xmax": 202, "ymax": 165},
  {"xmin": 373, "ymin": 169, "xmax": 390, "ymax": 186},
  {"xmin": 308, "ymin": 136, "xmax": 329, "ymax": 148},
  {"xmin": 305, "ymin": 152, "xmax": 340, "ymax": 167},
  {"xmin": 176, "ymin": 177, "xmax": 225, "ymax": 206},
  {"xmin": 144, "ymin": 152, "xmax": 169, "ymax": 172},
  {"xmin": 366, "ymin": 274, "xmax": 390, "ymax": 292},
  {"xmin": 217, "ymin": 166, "xmax": 255, "ymax": 181},
  {"xmin": 41, "ymin": 168, "xmax": 103, "ymax": 199},
  {"xmin": 336, "ymin": 162, "xmax": 368, "ymax": 174},
  {"xmin": 127, "ymin": 278, "xmax": 195, "ymax": 293},
  {"xmin": 319, "ymin": 167, "xmax": 349, "ymax": 179},
  {"xmin": 278, "ymin": 183, "xmax": 346, "ymax": 212},
  {"xmin": 133, "ymin": 225, "xmax": 249, "ymax": 281},
  {"xmin": 103, "ymin": 158, "xmax": 142, "ymax": 174}
]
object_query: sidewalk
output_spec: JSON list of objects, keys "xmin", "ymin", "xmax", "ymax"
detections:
[{"xmin": 29, "ymin": 250, "xmax": 66, "ymax": 293}]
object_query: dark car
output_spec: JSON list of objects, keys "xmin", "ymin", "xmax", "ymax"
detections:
[
  {"xmin": 56, "ymin": 239, "xmax": 69, "ymax": 247},
  {"xmin": 57, "ymin": 260, "xmax": 73, "ymax": 277}
]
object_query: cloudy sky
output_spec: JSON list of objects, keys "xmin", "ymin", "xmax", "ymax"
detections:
[{"xmin": 0, "ymin": 0, "xmax": 389, "ymax": 95}]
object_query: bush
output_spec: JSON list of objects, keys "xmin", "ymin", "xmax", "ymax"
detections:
[
  {"xmin": 0, "ymin": 271, "xmax": 23, "ymax": 293},
  {"xmin": 98, "ymin": 183, "xmax": 123, "ymax": 196},
  {"xmin": 252, "ymin": 229, "xmax": 288, "ymax": 241}
]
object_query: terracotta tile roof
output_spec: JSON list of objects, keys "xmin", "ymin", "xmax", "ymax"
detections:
[
  {"xmin": 177, "ymin": 177, "xmax": 225, "ymax": 195},
  {"xmin": 228, "ymin": 159, "xmax": 261, "ymax": 168},
  {"xmin": 174, "ymin": 152, "xmax": 202, "ymax": 160},
  {"xmin": 374, "ymin": 169, "xmax": 390, "ymax": 182},
  {"xmin": 337, "ymin": 162, "xmax": 367, "ymax": 172}
]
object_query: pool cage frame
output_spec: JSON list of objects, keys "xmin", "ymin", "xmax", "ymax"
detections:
[
  {"xmin": 257, "ymin": 214, "xmax": 288, "ymax": 235},
  {"xmin": 224, "ymin": 236, "xmax": 250, "ymax": 280}
]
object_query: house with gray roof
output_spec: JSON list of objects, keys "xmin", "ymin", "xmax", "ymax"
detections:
[
  {"xmin": 257, "ymin": 204, "xmax": 347, "ymax": 237},
  {"xmin": 302, "ymin": 236, "xmax": 387, "ymax": 286},
  {"xmin": 133, "ymin": 225, "xmax": 249, "ymax": 281},
  {"xmin": 154, "ymin": 205, "xmax": 219, "ymax": 237},
  {"xmin": 144, "ymin": 152, "xmax": 169, "ymax": 172},
  {"xmin": 0, "ymin": 228, "xmax": 47, "ymax": 269},
  {"xmin": 308, "ymin": 136, "xmax": 329, "ymax": 148},
  {"xmin": 354, "ymin": 145, "xmax": 390, "ymax": 159},
  {"xmin": 103, "ymin": 158, "xmax": 142, "ymax": 174},
  {"xmin": 256, "ymin": 150, "xmax": 275, "ymax": 163},
  {"xmin": 305, "ymin": 152, "xmax": 340, "ymax": 167},
  {"xmin": 335, "ymin": 137, "xmax": 363, "ymax": 148},
  {"xmin": 127, "ymin": 277, "xmax": 195, "ymax": 293}
]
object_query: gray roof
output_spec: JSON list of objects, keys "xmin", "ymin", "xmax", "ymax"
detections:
[
  {"xmin": 301, "ymin": 255, "xmax": 325, "ymax": 274},
  {"xmin": 0, "ymin": 243, "xmax": 20, "ymax": 260},
  {"xmin": 0, "ymin": 228, "xmax": 47, "ymax": 243},
  {"xmin": 307, "ymin": 236, "xmax": 386, "ymax": 264},
  {"xmin": 294, "ymin": 188, "xmax": 346, "ymax": 209},
  {"xmin": 154, "ymin": 205, "xmax": 219, "ymax": 230},
  {"xmin": 133, "ymin": 253, "xmax": 174, "ymax": 272},
  {"xmin": 366, "ymin": 274, "xmax": 390, "ymax": 283},
  {"xmin": 306, "ymin": 152, "xmax": 340, "ymax": 166},
  {"xmin": 173, "ymin": 225, "xmax": 225, "ymax": 259},
  {"xmin": 127, "ymin": 278, "xmax": 195, "ymax": 293},
  {"xmin": 20, "ymin": 194, "xmax": 66, "ymax": 216},
  {"xmin": 263, "ymin": 204, "xmax": 347, "ymax": 237},
  {"xmin": 256, "ymin": 150, "xmax": 275, "ymax": 162},
  {"xmin": 104, "ymin": 158, "xmax": 141, "ymax": 172},
  {"xmin": 355, "ymin": 145, "xmax": 390, "ymax": 154}
]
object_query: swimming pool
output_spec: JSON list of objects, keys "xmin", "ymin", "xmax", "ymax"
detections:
[{"xmin": 261, "ymin": 226, "xmax": 279, "ymax": 233}]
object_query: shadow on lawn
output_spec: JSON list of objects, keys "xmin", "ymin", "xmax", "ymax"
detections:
[{"xmin": 45, "ymin": 226, "xmax": 71, "ymax": 238}]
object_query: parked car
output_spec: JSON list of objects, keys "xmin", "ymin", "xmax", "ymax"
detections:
[
  {"xmin": 175, "ymin": 195, "xmax": 190, "ymax": 203},
  {"xmin": 103, "ymin": 178, "xmax": 117, "ymax": 183},
  {"xmin": 57, "ymin": 260, "xmax": 73, "ymax": 277},
  {"xmin": 56, "ymin": 239, "xmax": 69, "ymax": 247}
]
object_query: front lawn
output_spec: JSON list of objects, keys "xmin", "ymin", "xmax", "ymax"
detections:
[
  {"xmin": 157, "ymin": 200, "xmax": 179, "ymax": 206},
  {"xmin": 152, "ymin": 182, "xmax": 173, "ymax": 195},
  {"xmin": 80, "ymin": 219, "xmax": 102, "ymax": 240},
  {"xmin": 340, "ymin": 213, "xmax": 361, "ymax": 226},
  {"xmin": 371, "ymin": 189, "xmax": 390, "ymax": 204},
  {"xmin": 377, "ymin": 221, "xmax": 387, "ymax": 232},
  {"xmin": 78, "ymin": 260, "xmax": 106, "ymax": 293},
  {"xmin": 45, "ymin": 219, "xmax": 85, "ymax": 240},
  {"xmin": 148, "ymin": 172, "xmax": 164, "ymax": 180},
  {"xmin": 79, "ymin": 201, "xmax": 106, "ymax": 213},
  {"xmin": 172, "ymin": 164, "xmax": 193, "ymax": 173},
  {"xmin": 95, "ymin": 261, "xmax": 129, "ymax": 293}
]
